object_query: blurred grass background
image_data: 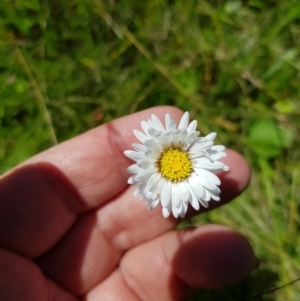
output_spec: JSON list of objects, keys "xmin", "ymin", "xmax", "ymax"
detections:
[{"xmin": 0, "ymin": 0, "xmax": 300, "ymax": 300}]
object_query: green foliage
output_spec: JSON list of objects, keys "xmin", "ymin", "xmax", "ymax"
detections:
[
  {"xmin": 248, "ymin": 119, "xmax": 294, "ymax": 159},
  {"xmin": 1, "ymin": 0, "xmax": 300, "ymax": 300}
]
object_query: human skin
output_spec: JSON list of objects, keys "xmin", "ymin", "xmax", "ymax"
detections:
[{"xmin": 0, "ymin": 106, "xmax": 254, "ymax": 301}]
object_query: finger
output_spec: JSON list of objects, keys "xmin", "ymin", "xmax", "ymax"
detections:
[
  {"xmin": 0, "ymin": 163, "xmax": 84, "ymax": 258},
  {"xmin": 94, "ymin": 224, "xmax": 252, "ymax": 301},
  {"xmin": 119, "ymin": 225, "xmax": 254, "ymax": 300},
  {"xmin": 0, "ymin": 247, "xmax": 77, "ymax": 301},
  {"xmin": 82, "ymin": 270, "xmax": 142, "ymax": 301},
  {"xmin": 164, "ymin": 225, "xmax": 254, "ymax": 289},
  {"xmin": 36, "ymin": 149, "xmax": 250, "ymax": 295},
  {"xmin": 36, "ymin": 210, "xmax": 124, "ymax": 295},
  {"xmin": 83, "ymin": 267, "xmax": 190, "ymax": 301}
]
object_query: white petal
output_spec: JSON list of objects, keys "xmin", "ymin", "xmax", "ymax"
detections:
[
  {"xmin": 199, "ymin": 198, "xmax": 209, "ymax": 208},
  {"xmin": 198, "ymin": 169, "xmax": 221, "ymax": 185},
  {"xmin": 189, "ymin": 150, "xmax": 207, "ymax": 159},
  {"xmin": 178, "ymin": 181, "xmax": 190, "ymax": 203},
  {"xmin": 124, "ymin": 149, "xmax": 134, "ymax": 157},
  {"xmin": 133, "ymin": 187, "xmax": 141, "ymax": 197},
  {"xmin": 128, "ymin": 176, "xmax": 134, "ymax": 184},
  {"xmin": 132, "ymin": 143, "xmax": 146, "ymax": 152},
  {"xmin": 179, "ymin": 202, "xmax": 188, "ymax": 218},
  {"xmin": 223, "ymin": 165, "xmax": 230, "ymax": 171},
  {"xmin": 194, "ymin": 161, "xmax": 227, "ymax": 171},
  {"xmin": 165, "ymin": 113, "xmax": 176, "ymax": 132},
  {"xmin": 172, "ymin": 206, "xmax": 179, "ymax": 218},
  {"xmin": 137, "ymin": 167, "xmax": 156, "ymax": 182},
  {"xmin": 202, "ymin": 189, "xmax": 211, "ymax": 201},
  {"xmin": 205, "ymin": 132, "xmax": 217, "ymax": 141},
  {"xmin": 156, "ymin": 178, "xmax": 166, "ymax": 198},
  {"xmin": 141, "ymin": 121, "xmax": 151, "ymax": 136},
  {"xmin": 144, "ymin": 140, "xmax": 161, "ymax": 158},
  {"xmin": 173, "ymin": 200, "xmax": 187, "ymax": 218},
  {"xmin": 126, "ymin": 164, "xmax": 141, "ymax": 174},
  {"xmin": 178, "ymin": 112, "xmax": 189, "ymax": 129},
  {"xmin": 210, "ymin": 152, "xmax": 227, "ymax": 161},
  {"xmin": 175, "ymin": 201, "xmax": 183, "ymax": 213},
  {"xmin": 145, "ymin": 150, "xmax": 161, "ymax": 160},
  {"xmin": 147, "ymin": 127, "xmax": 159, "ymax": 139},
  {"xmin": 187, "ymin": 119, "xmax": 197, "ymax": 134},
  {"xmin": 151, "ymin": 114, "xmax": 165, "ymax": 132},
  {"xmin": 210, "ymin": 145, "xmax": 225, "ymax": 152},
  {"xmin": 172, "ymin": 184, "xmax": 181, "ymax": 208},
  {"xmin": 161, "ymin": 180, "xmax": 171, "ymax": 207},
  {"xmin": 172, "ymin": 130, "xmax": 183, "ymax": 145},
  {"xmin": 186, "ymin": 131, "xmax": 200, "ymax": 143},
  {"xmin": 162, "ymin": 206, "xmax": 171, "ymax": 218},
  {"xmin": 176, "ymin": 129, "xmax": 189, "ymax": 148},
  {"xmin": 124, "ymin": 150, "xmax": 145, "ymax": 162},
  {"xmin": 194, "ymin": 157, "xmax": 210, "ymax": 163},
  {"xmin": 210, "ymin": 194, "xmax": 220, "ymax": 201},
  {"xmin": 186, "ymin": 183, "xmax": 200, "ymax": 210},
  {"xmin": 146, "ymin": 173, "xmax": 161, "ymax": 192},
  {"xmin": 159, "ymin": 131, "xmax": 172, "ymax": 148},
  {"xmin": 200, "ymin": 177, "xmax": 218, "ymax": 190},
  {"xmin": 141, "ymin": 185, "xmax": 152, "ymax": 199},
  {"xmin": 133, "ymin": 129, "xmax": 149, "ymax": 143},
  {"xmin": 188, "ymin": 175, "xmax": 204, "ymax": 199},
  {"xmin": 137, "ymin": 160, "xmax": 150, "ymax": 169},
  {"xmin": 193, "ymin": 141, "xmax": 214, "ymax": 151},
  {"xmin": 148, "ymin": 199, "xmax": 159, "ymax": 210},
  {"xmin": 205, "ymin": 185, "xmax": 221, "ymax": 196}
]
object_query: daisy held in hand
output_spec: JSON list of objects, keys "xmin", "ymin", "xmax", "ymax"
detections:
[{"xmin": 124, "ymin": 112, "xmax": 229, "ymax": 218}]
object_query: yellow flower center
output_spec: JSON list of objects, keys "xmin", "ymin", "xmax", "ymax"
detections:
[{"xmin": 159, "ymin": 149, "xmax": 192, "ymax": 182}]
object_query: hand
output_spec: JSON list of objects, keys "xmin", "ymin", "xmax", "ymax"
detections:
[{"xmin": 0, "ymin": 107, "xmax": 254, "ymax": 301}]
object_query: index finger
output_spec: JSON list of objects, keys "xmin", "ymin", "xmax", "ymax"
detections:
[
  {"xmin": 0, "ymin": 107, "xmax": 184, "ymax": 258},
  {"xmin": 23, "ymin": 106, "xmax": 185, "ymax": 209}
]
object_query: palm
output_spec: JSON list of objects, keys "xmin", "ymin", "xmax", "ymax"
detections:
[{"xmin": 0, "ymin": 107, "xmax": 253, "ymax": 301}]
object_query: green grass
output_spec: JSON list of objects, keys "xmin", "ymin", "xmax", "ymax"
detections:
[{"xmin": 1, "ymin": 0, "xmax": 300, "ymax": 300}]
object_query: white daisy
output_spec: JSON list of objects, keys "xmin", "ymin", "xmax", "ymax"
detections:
[{"xmin": 124, "ymin": 112, "xmax": 229, "ymax": 218}]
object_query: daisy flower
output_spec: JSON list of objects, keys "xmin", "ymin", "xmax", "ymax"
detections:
[{"xmin": 124, "ymin": 112, "xmax": 229, "ymax": 218}]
